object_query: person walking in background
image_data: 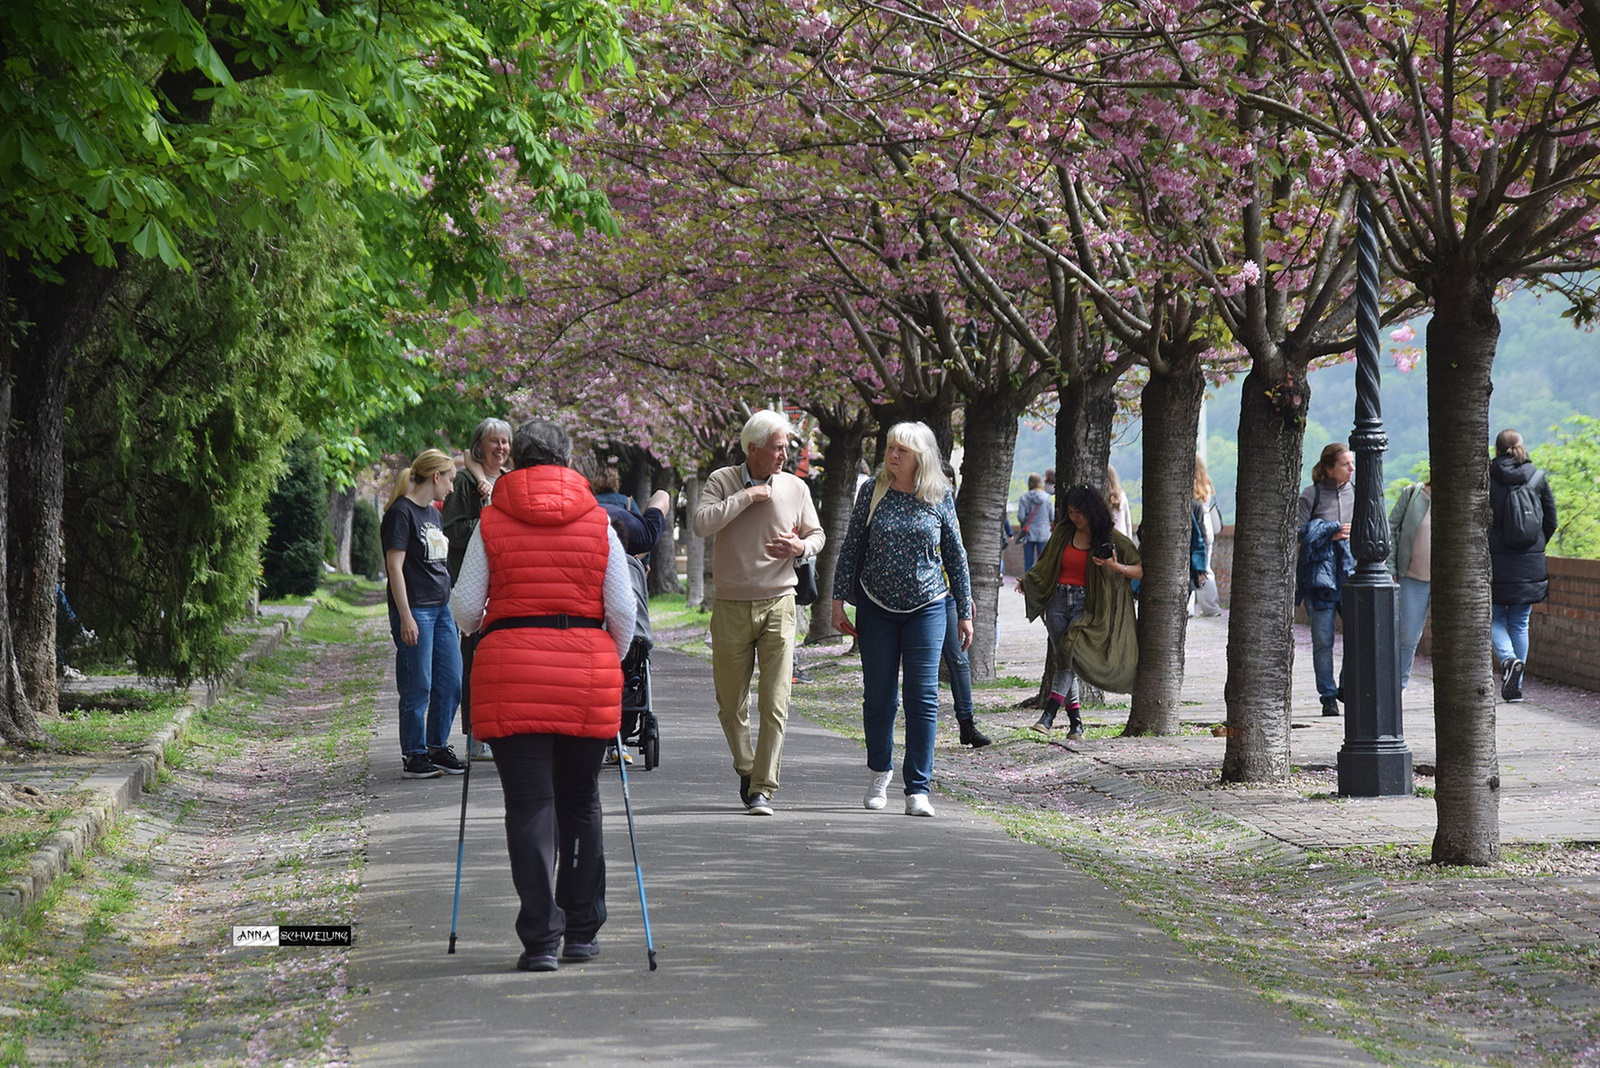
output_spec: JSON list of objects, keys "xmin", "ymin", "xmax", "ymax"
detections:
[
  {"xmin": 1489, "ymin": 430, "xmax": 1558, "ymax": 702},
  {"xmin": 832, "ymin": 422, "xmax": 973, "ymax": 817},
  {"xmin": 1387, "ymin": 478, "xmax": 1432, "ymax": 690},
  {"xmin": 383, "ymin": 448, "xmax": 466, "ymax": 779},
  {"xmin": 691, "ymin": 410, "xmax": 825, "ymax": 817},
  {"xmin": 1296, "ymin": 443, "xmax": 1356, "ymax": 717},
  {"xmin": 1190, "ymin": 455, "xmax": 1223, "ymax": 618},
  {"xmin": 1016, "ymin": 474, "xmax": 1054, "ymax": 571},
  {"xmin": 1106, "ymin": 465, "xmax": 1135, "ymax": 541},
  {"xmin": 450, "ymin": 419, "xmax": 634, "ymax": 972},
  {"xmin": 443, "ymin": 417, "xmax": 512, "ymax": 761},
  {"xmin": 1020, "ymin": 484, "xmax": 1142, "ymax": 741},
  {"xmin": 591, "ymin": 460, "xmax": 641, "ymax": 514},
  {"xmin": 939, "ymin": 459, "xmax": 991, "ymax": 749}
]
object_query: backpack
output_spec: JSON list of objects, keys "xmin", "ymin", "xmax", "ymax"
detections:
[
  {"xmin": 1500, "ymin": 471, "xmax": 1546, "ymax": 551},
  {"xmin": 1189, "ymin": 501, "xmax": 1208, "ymax": 583}
]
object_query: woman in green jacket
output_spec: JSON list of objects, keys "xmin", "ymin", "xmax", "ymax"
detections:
[{"xmin": 1020, "ymin": 484, "xmax": 1142, "ymax": 739}]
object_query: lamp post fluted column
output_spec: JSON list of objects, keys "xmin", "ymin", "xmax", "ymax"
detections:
[{"xmin": 1338, "ymin": 195, "xmax": 1414, "ymax": 797}]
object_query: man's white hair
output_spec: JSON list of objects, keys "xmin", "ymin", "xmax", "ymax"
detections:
[{"xmin": 740, "ymin": 409, "xmax": 794, "ymax": 454}]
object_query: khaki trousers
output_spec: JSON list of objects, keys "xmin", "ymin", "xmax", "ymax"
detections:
[{"xmin": 709, "ymin": 595, "xmax": 796, "ymax": 797}]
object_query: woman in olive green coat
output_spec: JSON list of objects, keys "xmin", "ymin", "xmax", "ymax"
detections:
[{"xmin": 1020, "ymin": 484, "xmax": 1142, "ymax": 739}]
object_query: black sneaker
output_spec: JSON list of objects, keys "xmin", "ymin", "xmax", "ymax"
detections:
[
  {"xmin": 428, "ymin": 746, "xmax": 467, "ymax": 775},
  {"xmin": 561, "ymin": 938, "xmax": 601, "ymax": 963},
  {"xmin": 739, "ymin": 774, "xmax": 752, "ymax": 809},
  {"xmin": 402, "ymin": 753, "xmax": 444, "ymax": 779},
  {"xmin": 1321, "ymin": 695, "xmax": 1341, "ymax": 717},
  {"xmin": 516, "ymin": 951, "xmax": 559, "ymax": 972},
  {"xmin": 1505, "ymin": 659, "xmax": 1526, "ymax": 702}
]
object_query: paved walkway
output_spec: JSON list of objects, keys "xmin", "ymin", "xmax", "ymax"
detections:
[{"xmin": 346, "ymin": 648, "xmax": 1379, "ymax": 1067}]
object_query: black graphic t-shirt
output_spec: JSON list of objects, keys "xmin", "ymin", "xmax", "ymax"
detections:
[{"xmin": 381, "ymin": 498, "xmax": 451, "ymax": 607}]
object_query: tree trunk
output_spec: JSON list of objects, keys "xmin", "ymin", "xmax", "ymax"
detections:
[
  {"xmin": 0, "ymin": 257, "xmax": 43, "ymax": 745},
  {"xmin": 683, "ymin": 474, "xmax": 706, "ymax": 610},
  {"xmin": 1221, "ymin": 360, "xmax": 1309, "ymax": 781},
  {"xmin": 955, "ymin": 394, "xmax": 1021, "ymax": 682},
  {"xmin": 1126, "ymin": 355, "xmax": 1206, "ymax": 734},
  {"xmin": 808, "ymin": 407, "xmax": 868, "ymax": 643},
  {"xmin": 9, "ymin": 254, "xmax": 117, "ymax": 719},
  {"xmin": 1427, "ymin": 273, "xmax": 1501, "ymax": 866},
  {"xmin": 328, "ymin": 485, "xmax": 355, "ymax": 575},
  {"xmin": 648, "ymin": 466, "xmax": 681, "ymax": 596}
]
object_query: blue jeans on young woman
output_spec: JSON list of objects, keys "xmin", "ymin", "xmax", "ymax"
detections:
[
  {"xmin": 388, "ymin": 602, "xmax": 462, "ymax": 755},
  {"xmin": 1397, "ymin": 577, "xmax": 1432, "ymax": 689},
  {"xmin": 1492, "ymin": 603, "xmax": 1532, "ymax": 665},
  {"xmin": 941, "ymin": 596, "xmax": 973, "ymax": 720},
  {"xmin": 857, "ymin": 597, "xmax": 946, "ymax": 797},
  {"xmin": 1306, "ymin": 601, "xmax": 1344, "ymax": 699}
]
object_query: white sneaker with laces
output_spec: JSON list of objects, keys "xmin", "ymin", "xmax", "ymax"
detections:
[
  {"xmin": 905, "ymin": 793, "xmax": 935, "ymax": 817},
  {"xmin": 863, "ymin": 770, "xmax": 893, "ymax": 810}
]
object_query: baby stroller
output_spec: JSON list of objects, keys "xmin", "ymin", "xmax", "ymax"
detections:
[{"xmin": 616, "ymin": 554, "xmax": 659, "ymax": 770}]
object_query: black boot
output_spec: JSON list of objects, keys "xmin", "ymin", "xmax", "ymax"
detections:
[
  {"xmin": 958, "ymin": 717, "xmax": 992, "ymax": 748},
  {"xmin": 1321, "ymin": 695, "xmax": 1341, "ymax": 716},
  {"xmin": 1065, "ymin": 705, "xmax": 1084, "ymax": 741},
  {"xmin": 1031, "ymin": 697, "xmax": 1061, "ymax": 733}
]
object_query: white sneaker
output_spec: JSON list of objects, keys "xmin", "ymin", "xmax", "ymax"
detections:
[
  {"xmin": 863, "ymin": 770, "xmax": 892, "ymax": 810},
  {"xmin": 905, "ymin": 793, "xmax": 935, "ymax": 817}
]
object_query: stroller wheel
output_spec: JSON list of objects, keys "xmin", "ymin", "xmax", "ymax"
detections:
[{"xmin": 643, "ymin": 733, "xmax": 659, "ymax": 771}]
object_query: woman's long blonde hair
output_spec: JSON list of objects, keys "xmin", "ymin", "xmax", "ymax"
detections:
[
  {"xmin": 876, "ymin": 422, "xmax": 950, "ymax": 505},
  {"xmin": 1192, "ymin": 454, "xmax": 1214, "ymax": 502},
  {"xmin": 1106, "ymin": 464, "xmax": 1125, "ymax": 512},
  {"xmin": 387, "ymin": 448, "xmax": 454, "ymax": 509}
]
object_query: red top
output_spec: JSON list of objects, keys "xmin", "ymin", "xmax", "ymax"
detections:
[{"xmin": 1056, "ymin": 541, "xmax": 1089, "ymax": 587}]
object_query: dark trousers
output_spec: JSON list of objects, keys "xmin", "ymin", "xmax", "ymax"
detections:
[
  {"xmin": 459, "ymin": 632, "xmax": 480, "ymax": 736},
  {"xmin": 488, "ymin": 733, "xmax": 609, "ymax": 954}
]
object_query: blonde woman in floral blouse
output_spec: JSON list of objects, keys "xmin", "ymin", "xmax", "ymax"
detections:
[{"xmin": 832, "ymin": 423, "xmax": 972, "ymax": 818}]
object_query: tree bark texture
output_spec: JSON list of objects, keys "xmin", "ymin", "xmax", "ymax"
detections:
[
  {"xmin": 1221, "ymin": 361, "xmax": 1309, "ymax": 781},
  {"xmin": 0, "ymin": 256, "xmax": 43, "ymax": 744},
  {"xmin": 648, "ymin": 466, "xmax": 681, "ymax": 597},
  {"xmin": 683, "ymin": 474, "xmax": 706, "ymax": 610},
  {"xmin": 955, "ymin": 399, "xmax": 1020, "ymax": 682},
  {"xmin": 1427, "ymin": 275, "xmax": 1502, "ymax": 866},
  {"xmin": 1126, "ymin": 355, "xmax": 1206, "ymax": 735},
  {"xmin": 328, "ymin": 485, "xmax": 355, "ymax": 575},
  {"xmin": 808, "ymin": 406, "xmax": 868, "ymax": 643},
  {"xmin": 9, "ymin": 254, "xmax": 118, "ymax": 719}
]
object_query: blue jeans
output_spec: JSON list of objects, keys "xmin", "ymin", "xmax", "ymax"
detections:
[
  {"xmin": 1492, "ymin": 603, "xmax": 1532, "ymax": 665},
  {"xmin": 1022, "ymin": 540, "xmax": 1046, "ymax": 572},
  {"xmin": 389, "ymin": 602, "xmax": 462, "ymax": 755},
  {"xmin": 941, "ymin": 596, "xmax": 973, "ymax": 719},
  {"xmin": 857, "ymin": 597, "xmax": 946, "ymax": 796},
  {"xmin": 1397, "ymin": 577, "xmax": 1431, "ymax": 689},
  {"xmin": 1044, "ymin": 585, "xmax": 1086, "ymax": 701},
  {"xmin": 1306, "ymin": 601, "xmax": 1344, "ymax": 699}
]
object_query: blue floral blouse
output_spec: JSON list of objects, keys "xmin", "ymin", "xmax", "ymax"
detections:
[{"xmin": 832, "ymin": 481, "xmax": 972, "ymax": 618}]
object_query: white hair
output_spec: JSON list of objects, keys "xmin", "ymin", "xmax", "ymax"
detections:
[
  {"xmin": 740, "ymin": 409, "xmax": 793, "ymax": 453},
  {"xmin": 877, "ymin": 422, "xmax": 950, "ymax": 505}
]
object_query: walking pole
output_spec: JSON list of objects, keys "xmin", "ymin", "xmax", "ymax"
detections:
[
  {"xmin": 447, "ymin": 730, "xmax": 474, "ymax": 955},
  {"xmin": 615, "ymin": 731, "xmax": 658, "ymax": 971}
]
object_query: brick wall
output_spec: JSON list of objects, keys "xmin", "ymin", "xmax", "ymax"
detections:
[{"xmin": 1213, "ymin": 528, "xmax": 1598, "ymax": 690}]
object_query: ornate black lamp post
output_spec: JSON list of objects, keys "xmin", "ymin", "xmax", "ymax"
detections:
[{"xmin": 1337, "ymin": 195, "xmax": 1414, "ymax": 797}]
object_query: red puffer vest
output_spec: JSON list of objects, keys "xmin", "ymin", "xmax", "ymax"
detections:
[{"xmin": 470, "ymin": 464, "xmax": 621, "ymax": 740}]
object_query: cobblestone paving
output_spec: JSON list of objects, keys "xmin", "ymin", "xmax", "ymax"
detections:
[{"xmin": 0, "ymin": 620, "xmax": 379, "ymax": 1066}]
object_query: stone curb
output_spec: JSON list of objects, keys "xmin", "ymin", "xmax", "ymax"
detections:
[{"xmin": 0, "ymin": 607, "xmax": 311, "ymax": 928}]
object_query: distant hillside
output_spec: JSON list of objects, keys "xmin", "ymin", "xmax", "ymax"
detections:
[{"xmin": 1009, "ymin": 286, "xmax": 1600, "ymax": 524}]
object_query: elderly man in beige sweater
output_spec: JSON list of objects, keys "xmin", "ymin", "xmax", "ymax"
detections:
[{"xmin": 692, "ymin": 410, "xmax": 825, "ymax": 816}]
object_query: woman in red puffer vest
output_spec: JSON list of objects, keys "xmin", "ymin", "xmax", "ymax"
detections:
[{"xmin": 451, "ymin": 419, "xmax": 634, "ymax": 973}]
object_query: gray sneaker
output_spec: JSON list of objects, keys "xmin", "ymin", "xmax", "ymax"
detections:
[{"xmin": 746, "ymin": 793, "xmax": 773, "ymax": 816}]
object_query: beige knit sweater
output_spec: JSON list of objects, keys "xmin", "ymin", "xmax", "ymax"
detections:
[{"xmin": 691, "ymin": 466, "xmax": 825, "ymax": 601}]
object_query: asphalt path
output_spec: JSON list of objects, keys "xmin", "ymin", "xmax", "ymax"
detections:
[{"xmin": 346, "ymin": 650, "xmax": 1379, "ymax": 1067}]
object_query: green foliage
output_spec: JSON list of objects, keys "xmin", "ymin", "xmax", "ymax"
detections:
[
  {"xmin": 350, "ymin": 500, "xmax": 383, "ymax": 579},
  {"xmin": 63, "ymin": 209, "xmax": 338, "ymax": 682},
  {"xmin": 1531, "ymin": 415, "xmax": 1600, "ymax": 559},
  {"xmin": 263, "ymin": 438, "xmax": 330, "ymax": 599}
]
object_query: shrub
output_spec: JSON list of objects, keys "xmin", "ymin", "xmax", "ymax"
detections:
[
  {"xmin": 350, "ymin": 498, "xmax": 383, "ymax": 579},
  {"xmin": 262, "ymin": 438, "xmax": 329, "ymax": 598}
]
